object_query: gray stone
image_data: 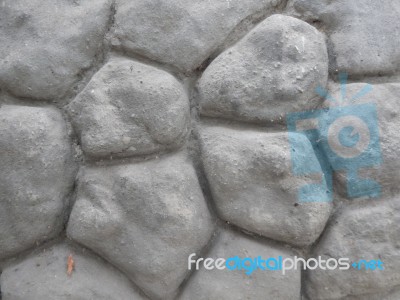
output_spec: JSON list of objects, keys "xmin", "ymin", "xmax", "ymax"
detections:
[
  {"xmin": 321, "ymin": 83, "xmax": 400, "ymax": 198},
  {"xmin": 179, "ymin": 229, "xmax": 301, "ymax": 300},
  {"xmin": 0, "ymin": 242, "xmax": 146, "ymax": 300},
  {"xmin": 198, "ymin": 14, "xmax": 328, "ymax": 124},
  {"xmin": 0, "ymin": 105, "xmax": 76, "ymax": 261},
  {"xmin": 199, "ymin": 125, "xmax": 332, "ymax": 247},
  {"xmin": 112, "ymin": 0, "xmax": 282, "ymax": 73},
  {"xmin": 290, "ymin": 0, "xmax": 400, "ymax": 76},
  {"xmin": 0, "ymin": 0, "xmax": 112, "ymax": 100},
  {"xmin": 67, "ymin": 153, "xmax": 215, "ymax": 300},
  {"xmin": 305, "ymin": 198, "xmax": 400, "ymax": 299},
  {"xmin": 68, "ymin": 57, "xmax": 190, "ymax": 159}
]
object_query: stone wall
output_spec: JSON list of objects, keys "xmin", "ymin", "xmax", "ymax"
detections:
[{"xmin": 0, "ymin": 0, "xmax": 400, "ymax": 299}]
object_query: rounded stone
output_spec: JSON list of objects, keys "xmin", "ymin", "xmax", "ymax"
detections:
[
  {"xmin": 0, "ymin": 105, "xmax": 76, "ymax": 261},
  {"xmin": 198, "ymin": 14, "xmax": 328, "ymax": 124},
  {"xmin": 68, "ymin": 57, "xmax": 190, "ymax": 159},
  {"xmin": 199, "ymin": 125, "xmax": 332, "ymax": 247},
  {"xmin": 0, "ymin": 0, "xmax": 112, "ymax": 100}
]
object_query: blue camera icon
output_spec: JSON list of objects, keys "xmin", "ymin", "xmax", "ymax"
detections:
[{"xmin": 287, "ymin": 103, "xmax": 382, "ymax": 202}]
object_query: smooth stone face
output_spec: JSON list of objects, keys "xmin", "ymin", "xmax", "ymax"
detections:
[
  {"xmin": 67, "ymin": 153, "xmax": 215, "ymax": 300},
  {"xmin": 179, "ymin": 229, "xmax": 301, "ymax": 300},
  {"xmin": 198, "ymin": 14, "xmax": 328, "ymax": 123},
  {"xmin": 291, "ymin": 0, "xmax": 400, "ymax": 76},
  {"xmin": 112, "ymin": 0, "xmax": 282, "ymax": 73},
  {"xmin": 68, "ymin": 58, "xmax": 190, "ymax": 159},
  {"xmin": 0, "ymin": 242, "xmax": 146, "ymax": 300},
  {"xmin": 321, "ymin": 83, "xmax": 400, "ymax": 198},
  {"xmin": 0, "ymin": 0, "xmax": 112, "ymax": 100},
  {"xmin": 0, "ymin": 105, "xmax": 76, "ymax": 261},
  {"xmin": 305, "ymin": 199, "xmax": 400, "ymax": 299},
  {"xmin": 199, "ymin": 125, "xmax": 332, "ymax": 247}
]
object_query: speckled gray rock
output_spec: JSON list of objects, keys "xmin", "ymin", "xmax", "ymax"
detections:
[
  {"xmin": 0, "ymin": 0, "xmax": 112, "ymax": 100},
  {"xmin": 198, "ymin": 14, "xmax": 328, "ymax": 123},
  {"xmin": 112, "ymin": 0, "xmax": 283, "ymax": 73},
  {"xmin": 321, "ymin": 83, "xmax": 400, "ymax": 198},
  {"xmin": 290, "ymin": 0, "xmax": 400, "ymax": 76},
  {"xmin": 67, "ymin": 153, "xmax": 214, "ymax": 300},
  {"xmin": 0, "ymin": 105, "xmax": 76, "ymax": 261},
  {"xmin": 179, "ymin": 229, "xmax": 301, "ymax": 300},
  {"xmin": 0, "ymin": 242, "xmax": 146, "ymax": 300},
  {"xmin": 305, "ymin": 198, "xmax": 400, "ymax": 299},
  {"xmin": 68, "ymin": 58, "xmax": 190, "ymax": 159},
  {"xmin": 199, "ymin": 125, "xmax": 332, "ymax": 247}
]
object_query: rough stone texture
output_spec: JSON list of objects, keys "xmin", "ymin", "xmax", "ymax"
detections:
[
  {"xmin": 112, "ymin": 0, "xmax": 283, "ymax": 73},
  {"xmin": 0, "ymin": 242, "xmax": 146, "ymax": 300},
  {"xmin": 305, "ymin": 198, "xmax": 400, "ymax": 300},
  {"xmin": 1, "ymin": 2, "xmax": 399, "ymax": 299},
  {"xmin": 290, "ymin": 0, "xmax": 400, "ymax": 76},
  {"xmin": 179, "ymin": 229, "xmax": 301, "ymax": 300},
  {"xmin": 0, "ymin": 0, "xmax": 112, "ymax": 100},
  {"xmin": 199, "ymin": 125, "xmax": 332, "ymax": 247},
  {"xmin": 68, "ymin": 57, "xmax": 190, "ymax": 159},
  {"xmin": 0, "ymin": 105, "xmax": 76, "ymax": 261},
  {"xmin": 198, "ymin": 14, "xmax": 328, "ymax": 124},
  {"xmin": 322, "ymin": 83, "xmax": 400, "ymax": 198},
  {"xmin": 67, "ymin": 153, "xmax": 215, "ymax": 300}
]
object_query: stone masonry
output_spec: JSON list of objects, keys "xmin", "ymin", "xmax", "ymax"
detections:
[{"xmin": 1, "ymin": 0, "xmax": 400, "ymax": 299}]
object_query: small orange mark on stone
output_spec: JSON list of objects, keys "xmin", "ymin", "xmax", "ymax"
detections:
[{"xmin": 67, "ymin": 254, "xmax": 74, "ymax": 276}]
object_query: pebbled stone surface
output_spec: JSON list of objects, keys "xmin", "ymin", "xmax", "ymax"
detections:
[
  {"xmin": 0, "ymin": 105, "xmax": 76, "ymax": 261},
  {"xmin": 67, "ymin": 153, "xmax": 215, "ymax": 300},
  {"xmin": 321, "ymin": 83, "xmax": 400, "ymax": 198},
  {"xmin": 291, "ymin": 0, "xmax": 400, "ymax": 76},
  {"xmin": 305, "ymin": 198, "xmax": 400, "ymax": 300},
  {"xmin": 0, "ymin": 0, "xmax": 112, "ymax": 100},
  {"xmin": 179, "ymin": 229, "xmax": 301, "ymax": 300},
  {"xmin": 68, "ymin": 57, "xmax": 190, "ymax": 159},
  {"xmin": 199, "ymin": 125, "xmax": 332, "ymax": 247},
  {"xmin": 198, "ymin": 14, "xmax": 328, "ymax": 124},
  {"xmin": 0, "ymin": 242, "xmax": 146, "ymax": 300},
  {"xmin": 112, "ymin": 0, "xmax": 283, "ymax": 73}
]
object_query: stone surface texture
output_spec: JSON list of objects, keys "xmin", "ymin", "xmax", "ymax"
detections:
[
  {"xmin": 0, "ymin": 105, "xmax": 76, "ymax": 261},
  {"xmin": 198, "ymin": 14, "xmax": 328, "ymax": 123},
  {"xmin": 321, "ymin": 83, "xmax": 400, "ymax": 198},
  {"xmin": 199, "ymin": 125, "xmax": 332, "ymax": 247},
  {"xmin": 0, "ymin": 242, "xmax": 146, "ymax": 300},
  {"xmin": 112, "ymin": 0, "xmax": 283, "ymax": 73},
  {"xmin": 0, "ymin": 1, "xmax": 399, "ymax": 300},
  {"xmin": 305, "ymin": 199, "xmax": 400, "ymax": 299},
  {"xmin": 68, "ymin": 57, "xmax": 190, "ymax": 159},
  {"xmin": 67, "ymin": 153, "xmax": 215, "ymax": 300},
  {"xmin": 0, "ymin": 0, "xmax": 112, "ymax": 100},
  {"xmin": 290, "ymin": 0, "xmax": 400, "ymax": 76}
]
